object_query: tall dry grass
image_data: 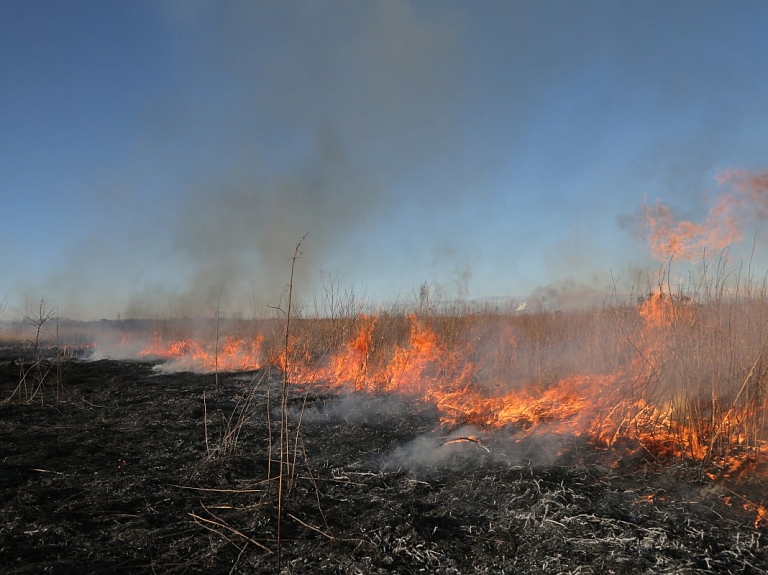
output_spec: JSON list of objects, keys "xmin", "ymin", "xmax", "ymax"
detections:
[
  {"xmin": 5, "ymin": 261, "xmax": 768, "ymax": 468},
  {"xmin": 273, "ymin": 268, "xmax": 768, "ymax": 469}
]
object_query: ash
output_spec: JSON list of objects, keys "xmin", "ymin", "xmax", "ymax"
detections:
[{"xmin": 1, "ymin": 350, "xmax": 766, "ymax": 574}]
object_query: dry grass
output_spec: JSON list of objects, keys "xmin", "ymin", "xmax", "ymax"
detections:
[
  {"xmin": 273, "ymin": 271, "xmax": 768, "ymax": 471},
  {"xmin": 5, "ymin": 262, "xmax": 768, "ymax": 471}
]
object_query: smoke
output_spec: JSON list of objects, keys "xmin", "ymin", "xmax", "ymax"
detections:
[
  {"xmin": 167, "ymin": 131, "xmax": 382, "ymax": 313},
  {"xmin": 428, "ymin": 243, "xmax": 472, "ymax": 300},
  {"xmin": 380, "ymin": 427, "xmax": 487, "ymax": 474},
  {"xmin": 8, "ymin": 2, "xmax": 767, "ymax": 320},
  {"xmin": 524, "ymin": 279, "xmax": 613, "ymax": 311},
  {"xmin": 641, "ymin": 169, "xmax": 768, "ymax": 262},
  {"xmin": 292, "ymin": 395, "xmax": 553, "ymax": 473},
  {"xmin": 289, "ymin": 393, "xmax": 420, "ymax": 425},
  {"xmin": 379, "ymin": 426, "xmax": 575, "ymax": 475},
  {"xmin": 114, "ymin": 0, "xmax": 463, "ymax": 317},
  {"xmin": 88, "ymin": 326, "xmax": 147, "ymax": 362},
  {"xmin": 16, "ymin": 1, "xmax": 464, "ymax": 320}
]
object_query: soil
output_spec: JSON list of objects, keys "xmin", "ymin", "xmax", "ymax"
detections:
[{"xmin": 1, "ymin": 348, "xmax": 767, "ymax": 574}]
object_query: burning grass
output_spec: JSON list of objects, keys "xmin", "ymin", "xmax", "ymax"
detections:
[
  {"xmin": 1, "ymin": 353, "xmax": 766, "ymax": 573},
  {"xmin": 5, "ymin": 261, "xmax": 768, "ymax": 570},
  {"xmin": 71, "ymin": 274, "xmax": 768, "ymax": 480}
]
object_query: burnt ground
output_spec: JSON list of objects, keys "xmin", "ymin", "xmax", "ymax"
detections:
[{"xmin": 1, "ymin": 348, "xmax": 768, "ymax": 574}]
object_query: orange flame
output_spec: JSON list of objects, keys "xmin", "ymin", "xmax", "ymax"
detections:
[
  {"xmin": 279, "ymin": 293, "xmax": 767, "ymax": 475},
  {"xmin": 104, "ymin": 210, "xmax": 768, "ymax": 481},
  {"xmin": 753, "ymin": 503, "xmax": 768, "ymax": 529},
  {"xmin": 136, "ymin": 332, "xmax": 263, "ymax": 372},
  {"xmin": 329, "ymin": 315, "xmax": 377, "ymax": 390},
  {"xmin": 108, "ymin": 295, "xmax": 767, "ymax": 478},
  {"xmin": 642, "ymin": 169, "xmax": 768, "ymax": 262}
]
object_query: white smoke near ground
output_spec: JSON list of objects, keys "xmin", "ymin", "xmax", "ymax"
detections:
[
  {"xmin": 88, "ymin": 339, "xmax": 144, "ymax": 362},
  {"xmin": 289, "ymin": 393, "xmax": 422, "ymax": 425},
  {"xmin": 378, "ymin": 423, "xmax": 588, "ymax": 474},
  {"xmin": 379, "ymin": 427, "xmax": 487, "ymax": 473},
  {"xmin": 292, "ymin": 392, "xmax": 573, "ymax": 472}
]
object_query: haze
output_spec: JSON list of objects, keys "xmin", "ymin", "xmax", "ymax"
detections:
[{"xmin": 2, "ymin": 1, "xmax": 768, "ymax": 319}]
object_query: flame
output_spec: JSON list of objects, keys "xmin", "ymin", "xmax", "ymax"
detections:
[
  {"xmin": 642, "ymin": 199, "xmax": 741, "ymax": 262},
  {"xmin": 72, "ymin": 167, "xmax": 768, "ymax": 512},
  {"xmin": 752, "ymin": 503, "xmax": 768, "ymax": 529},
  {"xmin": 102, "ymin": 292, "xmax": 767, "ymax": 479},
  {"xmin": 384, "ymin": 316, "xmax": 473, "ymax": 395},
  {"xmin": 642, "ymin": 169, "xmax": 768, "ymax": 262},
  {"xmin": 297, "ymin": 317, "xmax": 613, "ymax": 439},
  {"xmin": 136, "ymin": 332, "xmax": 263, "ymax": 372},
  {"xmin": 329, "ymin": 315, "xmax": 377, "ymax": 390},
  {"xmin": 721, "ymin": 493, "xmax": 767, "ymax": 529},
  {"xmin": 100, "ymin": 167, "xmax": 768, "ymax": 480},
  {"xmin": 281, "ymin": 294, "xmax": 768, "ymax": 475}
]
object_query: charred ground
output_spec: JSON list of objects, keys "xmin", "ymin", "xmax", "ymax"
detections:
[{"xmin": 1, "ymin": 348, "xmax": 767, "ymax": 574}]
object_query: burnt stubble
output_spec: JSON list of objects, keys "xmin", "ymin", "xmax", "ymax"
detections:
[{"xmin": 1, "ymin": 348, "xmax": 766, "ymax": 574}]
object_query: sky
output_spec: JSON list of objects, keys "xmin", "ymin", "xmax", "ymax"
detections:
[{"xmin": 2, "ymin": 1, "xmax": 768, "ymax": 320}]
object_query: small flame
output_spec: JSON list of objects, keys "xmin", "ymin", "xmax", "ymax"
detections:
[
  {"xmin": 135, "ymin": 332, "xmax": 263, "ymax": 372},
  {"xmin": 753, "ymin": 504, "xmax": 768, "ymax": 529}
]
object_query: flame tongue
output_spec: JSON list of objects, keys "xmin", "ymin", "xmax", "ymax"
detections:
[
  {"xmin": 111, "ymin": 278, "xmax": 767, "ymax": 485},
  {"xmin": 136, "ymin": 332, "xmax": 264, "ymax": 373},
  {"xmin": 290, "ymin": 297, "xmax": 768, "ymax": 480},
  {"xmin": 642, "ymin": 169, "xmax": 768, "ymax": 262},
  {"xmin": 94, "ymin": 168, "xmax": 768, "ymax": 532}
]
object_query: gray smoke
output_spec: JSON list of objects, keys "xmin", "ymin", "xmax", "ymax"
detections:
[{"xmin": 119, "ymin": 1, "xmax": 463, "ymax": 317}]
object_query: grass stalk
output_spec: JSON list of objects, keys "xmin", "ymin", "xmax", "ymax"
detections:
[{"xmin": 277, "ymin": 233, "xmax": 307, "ymax": 567}]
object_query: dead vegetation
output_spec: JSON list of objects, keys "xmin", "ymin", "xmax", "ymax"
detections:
[
  {"xmin": 1, "ymin": 353, "xmax": 767, "ymax": 574},
  {"xmin": 4, "ymin": 258, "xmax": 768, "ymax": 572}
]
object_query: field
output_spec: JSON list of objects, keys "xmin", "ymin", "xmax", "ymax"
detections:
[{"xmin": 3, "ymin": 284, "xmax": 768, "ymax": 573}]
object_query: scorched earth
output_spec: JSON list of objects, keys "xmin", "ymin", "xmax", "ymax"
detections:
[{"xmin": 1, "ymin": 345, "xmax": 767, "ymax": 574}]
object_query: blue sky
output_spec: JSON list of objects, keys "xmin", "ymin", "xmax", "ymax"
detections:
[{"xmin": 2, "ymin": 1, "xmax": 768, "ymax": 319}]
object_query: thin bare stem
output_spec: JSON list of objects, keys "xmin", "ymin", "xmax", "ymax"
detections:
[{"xmin": 277, "ymin": 232, "xmax": 307, "ymax": 567}]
